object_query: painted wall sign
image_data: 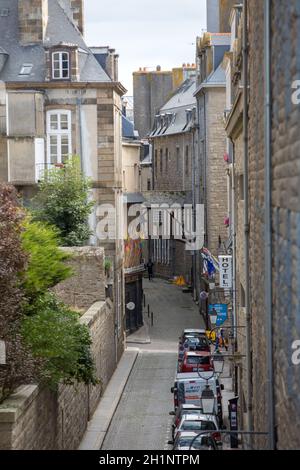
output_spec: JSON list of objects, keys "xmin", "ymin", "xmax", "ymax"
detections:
[{"xmin": 219, "ymin": 255, "xmax": 233, "ymax": 289}]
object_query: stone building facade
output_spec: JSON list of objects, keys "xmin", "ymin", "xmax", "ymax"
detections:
[
  {"xmin": 146, "ymin": 78, "xmax": 196, "ymax": 282},
  {"xmin": 0, "ymin": 0, "xmax": 126, "ymax": 360},
  {"xmin": 247, "ymin": 0, "xmax": 300, "ymax": 450},
  {"xmin": 222, "ymin": 0, "xmax": 300, "ymax": 450}
]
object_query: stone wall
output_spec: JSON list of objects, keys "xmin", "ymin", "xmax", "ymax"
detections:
[
  {"xmin": 0, "ymin": 299, "xmax": 117, "ymax": 450},
  {"xmin": 205, "ymin": 87, "xmax": 228, "ymax": 255},
  {"xmin": 153, "ymin": 133, "xmax": 193, "ymax": 192},
  {"xmin": 53, "ymin": 247, "xmax": 106, "ymax": 311},
  {"xmin": 248, "ymin": 0, "xmax": 300, "ymax": 449}
]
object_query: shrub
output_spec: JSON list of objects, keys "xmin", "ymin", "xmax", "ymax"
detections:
[
  {"xmin": 21, "ymin": 218, "xmax": 72, "ymax": 301},
  {"xmin": 32, "ymin": 157, "xmax": 94, "ymax": 246},
  {"xmin": 21, "ymin": 293, "xmax": 98, "ymax": 388},
  {"xmin": 0, "ymin": 184, "xmax": 30, "ymax": 403}
]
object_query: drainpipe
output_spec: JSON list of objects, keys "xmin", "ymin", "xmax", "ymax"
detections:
[
  {"xmin": 242, "ymin": 0, "xmax": 253, "ymax": 441},
  {"xmin": 229, "ymin": 139, "xmax": 237, "ymax": 347},
  {"xmin": 264, "ymin": 0, "xmax": 276, "ymax": 450}
]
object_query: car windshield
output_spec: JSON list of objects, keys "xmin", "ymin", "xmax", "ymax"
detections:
[
  {"xmin": 177, "ymin": 437, "xmax": 214, "ymax": 450},
  {"xmin": 181, "ymin": 420, "xmax": 216, "ymax": 431},
  {"xmin": 187, "ymin": 356, "xmax": 210, "ymax": 365}
]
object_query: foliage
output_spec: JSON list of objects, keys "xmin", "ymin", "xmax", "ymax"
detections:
[
  {"xmin": 0, "ymin": 184, "xmax": 31, "ymax": 403},
  {"xmin": 21, "ymin": 218, "xmax": 72, "ymax": 301},
  {"xmin": 32, "ymin": 157, "xmax": 94, "ymax": 246},
  {"xmin": 21, "ymin": 293, "xmax": 98, "ymax": 389}
]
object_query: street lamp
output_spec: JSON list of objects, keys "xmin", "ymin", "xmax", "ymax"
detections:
[
  {"xmin": 213, "ymin": 353, "xmax": 225, "ymax": 375},
  {"xmin": 201, "ymin": 386, "xmax": 216, "ymax": 415}
]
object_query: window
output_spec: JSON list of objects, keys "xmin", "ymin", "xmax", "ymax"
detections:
[
  {"xmin": 160, "ymin": 149, "xmax": 163, "ymax": 173},
  {"xmin": 239, "ymin": 174, "xmax": 244, "ymax": 201},
  {"xmin": 19, "ymin": 64, "xmax": 33, "ymax": 76},
  {"xmin": 176, "ymin": 147, "xmax": 180, "ymax": 172},
  {"xmin": 185, "ymin": 145, "xmax": 189, "ymax": 176},
  {"xmin": 147, "ymin": 178, "xmax": 151, "ymax": 190},
  {"xmin": 165, "ymin": 148, "xmax": 169, "ymax": 172},
  {"xmin": 47, "ymin": 110, "xmax": 72, "ymax": 165},
  {"xmin": 154, "ymin": 149, "xmax": 158, "ymax": 177},
  {"xmin": 52, "ymin": 51, "xmax": 70, "ymax": 79}
]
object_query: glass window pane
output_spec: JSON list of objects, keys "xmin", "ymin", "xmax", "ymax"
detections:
[
  {"xmin": 62, "ymin": 69, "xmax": 69, "ymax": 78},
  {"xmin": 60, "ymin": 114, "xmax": 69, "ymax": 130},
  {"xmin": 53, "ymin": 69, "xmax": 60, "ymax": 78},
  {"xmin": 50, "ymin": 115, "xmax": 58, "ymax": 130},
  {"xmin": 50, "ymin": 136, "xmax": 58, "ymax": 164},
  {"xmin": 62, "ymin": 53, "xmax": 69, "ymax": 61}
]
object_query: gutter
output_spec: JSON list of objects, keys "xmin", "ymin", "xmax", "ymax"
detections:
[{"xmin": 264, "ymin": 0, "xmax": 276, "ymax": 450}]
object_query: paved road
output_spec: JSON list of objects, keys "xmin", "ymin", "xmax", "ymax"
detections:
[{"xmin": 102, "ymin": 279, "xmax": 205, "ymax": 450}]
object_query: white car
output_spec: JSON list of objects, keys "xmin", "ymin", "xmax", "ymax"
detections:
[
  {"xmin": 172, "ymin": 432, "xmax": 218, "ymax": 450},
  {"xmin": 174, "ymin": 413, "xmax": 222, "ymax": 446}
]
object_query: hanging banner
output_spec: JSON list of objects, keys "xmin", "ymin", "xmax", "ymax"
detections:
[
  {"xmin": 209, "ymin": 304, "xmax": 228, "ymax": 326},
  {"xmin": 219, "ymin": 255, "xmax": 233, "ymax": 289}
]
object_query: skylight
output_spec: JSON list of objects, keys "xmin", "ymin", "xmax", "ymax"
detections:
[{"xmin": 19, "ymin": 64, "xmax": 33, "ymax": 76}]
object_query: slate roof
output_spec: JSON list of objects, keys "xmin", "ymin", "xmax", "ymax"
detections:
[
  {"xmin": 122, "ymin": 114, "xmax": 136, "ymax": 139},
  {"xmin": 0, "ymin": 0, "xmax": 110, "ymax": 82},
  {"xmin": 149, "ymin": 78, "xmax": 196, "ymax": 138},
  {"xmin": 194, "ymin": 63, "xmax": 226, "ymax": 95}
]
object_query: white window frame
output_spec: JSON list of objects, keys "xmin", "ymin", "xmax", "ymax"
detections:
[
  {"xmin": 52, "ymin": 51, "xmax": 70, "ymax": 80},
  {"xmin": 46, "ymin": 110, "xmax": 72, "ymax": 165}
]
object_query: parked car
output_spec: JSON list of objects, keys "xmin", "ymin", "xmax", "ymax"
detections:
[
  {"xmin": 179, "ymin": 351, "xmax": 214, "ymax": 373},
  {"xmin": 170, "ymin": 404, "xmax": 205, "ymax": 439},
  {"xmin": 179, "ymin": 329, "xmax": 207, "ymax": 345},
  {"xmin": 178, "ymin": 336, "xmax": 210, "ymax": 367},
  {"xmin": 171, "ymin": 373, "xmax": 223, "ymax": 425},
  {"xmin": 174, "ymin": 413, "xmax": 222, "ymax": 447},
  {"xmin": 171, "ymin": 431, "xmax": 218, "ymax": 450}
]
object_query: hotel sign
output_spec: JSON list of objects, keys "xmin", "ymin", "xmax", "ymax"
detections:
[{"xmin": 219, "ymin": 255, "xmax": 233, "ymax": 289}]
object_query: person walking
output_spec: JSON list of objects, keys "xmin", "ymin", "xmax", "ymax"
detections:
[{"xmin": 146, "ymin": 259, "xmax": 154, "ymax": 281}]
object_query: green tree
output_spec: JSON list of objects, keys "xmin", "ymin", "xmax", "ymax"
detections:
[
  {"xmin": 33, "ymin": 157, "xmax": 94, "ymax": 246},
  {"xmin": 21, "ymin": 217, "xmax": 72, "ymax": 302}
]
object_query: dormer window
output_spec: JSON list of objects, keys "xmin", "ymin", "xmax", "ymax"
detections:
[{"xmin": 52, "ymin": 51, "xmax": 70, "ymax": 79}]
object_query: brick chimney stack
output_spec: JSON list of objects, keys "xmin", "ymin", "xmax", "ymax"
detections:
[
  {"xmin": 18, "ymin": 0, "xmax": 48, "ymax": 44},
  {"xmin": 70, "ymin": 0, "xmax": 84, "ymax": 36}
]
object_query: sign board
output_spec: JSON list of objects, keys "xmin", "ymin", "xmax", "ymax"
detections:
[
  {"xmin": 0, "ymin": 340, "xmax": 6, "ymax": 365},
  {"xmin": 209, "ymin": 304, "xmax": 228, "ymax": 326},
  {"xmin": 219, "ymin": 255, "xmax": 232, "ymax": 289},
  {"xmin": 126, "ymin": 302, "xmax": 135, "ymax": 311}
]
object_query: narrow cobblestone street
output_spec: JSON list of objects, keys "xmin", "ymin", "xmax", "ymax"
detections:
[{"xmin": 102, "ymin": 279, "xmax": 205, "ymax": 450}]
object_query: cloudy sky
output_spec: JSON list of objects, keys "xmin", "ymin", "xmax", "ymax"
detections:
[{"xmin": 84, "ymin": 0, "xmax": 207, "ymax": 95}]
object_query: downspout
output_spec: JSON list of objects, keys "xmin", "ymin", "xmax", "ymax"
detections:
[
  {"xmin": 242, "ymin": 0, "xmax": 253, "ymax": 440},
  {"xmin": 264, "ymin": 0, "xmax": 276, "ymax": 450},
  {"xmin": 191, "ymin": 126, "xmax": 197, "ymax": 299},
  {"xmin": 230, "ymin": 139, "xmax": 237, "ymax": 348}
]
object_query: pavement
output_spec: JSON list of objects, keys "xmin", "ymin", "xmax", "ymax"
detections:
[
  {"xmin": 79, "ymin": 348, "xmax": 139, "ymax": 450},
  {"xmin": 79, "ymin": 278, "xmax": 234, "ymax": 450}
]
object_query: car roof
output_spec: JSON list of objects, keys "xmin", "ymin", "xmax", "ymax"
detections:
[
  {"xmin": 185, "ymin": 351, "xmax": 210, "ymax": 357},
  {"xmin": 184, "ymin": 329, "xmax": 206, "ymax": 334},
  {"xmin": 181, "ymin": 413, "xmax": 216, "ymax": 421},
  {"xmin": 180, "ymin": 404, "xmax": 202, "ymax": 409}
]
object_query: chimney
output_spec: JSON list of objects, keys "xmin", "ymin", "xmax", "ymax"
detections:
[
  {"xmin": 70, "ymin": 0, "xmax": 84, "ymax": 35},
  {"xmin": 219, "ymin": 0, "xmax": 237, "ymax": 33},
  {"xmin": 18, "ymin": 0, "xmax": 48, "ymax": 44},
  {"xmin": 206, "ymin": 0, "xmax": 220, "ymax": 33}
]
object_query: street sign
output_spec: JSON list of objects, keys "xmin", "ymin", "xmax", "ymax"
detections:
[
  {"xmin": 219, "ymin": 255, "xmax": 232, "ymax": 289},
  {"xmin": 228, "ymin": 397, "xmax": 239, "ymax": 449},
  {"xmin": 208, "ymin": 304, "xmax": 228, "ymax": 326},
  {"xmin": 126, "ymin": 302, "xmax": 135, "ymax": 311}
]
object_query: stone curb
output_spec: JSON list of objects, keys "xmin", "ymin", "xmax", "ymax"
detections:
[{"xmin": 78, "ymin": 348, "xmax": 139, "ymax": 450}]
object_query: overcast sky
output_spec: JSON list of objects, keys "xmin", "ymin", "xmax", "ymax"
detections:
[{"xmin": 84, "ymin": 0, "xmax": 207, "ymax": 95}]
